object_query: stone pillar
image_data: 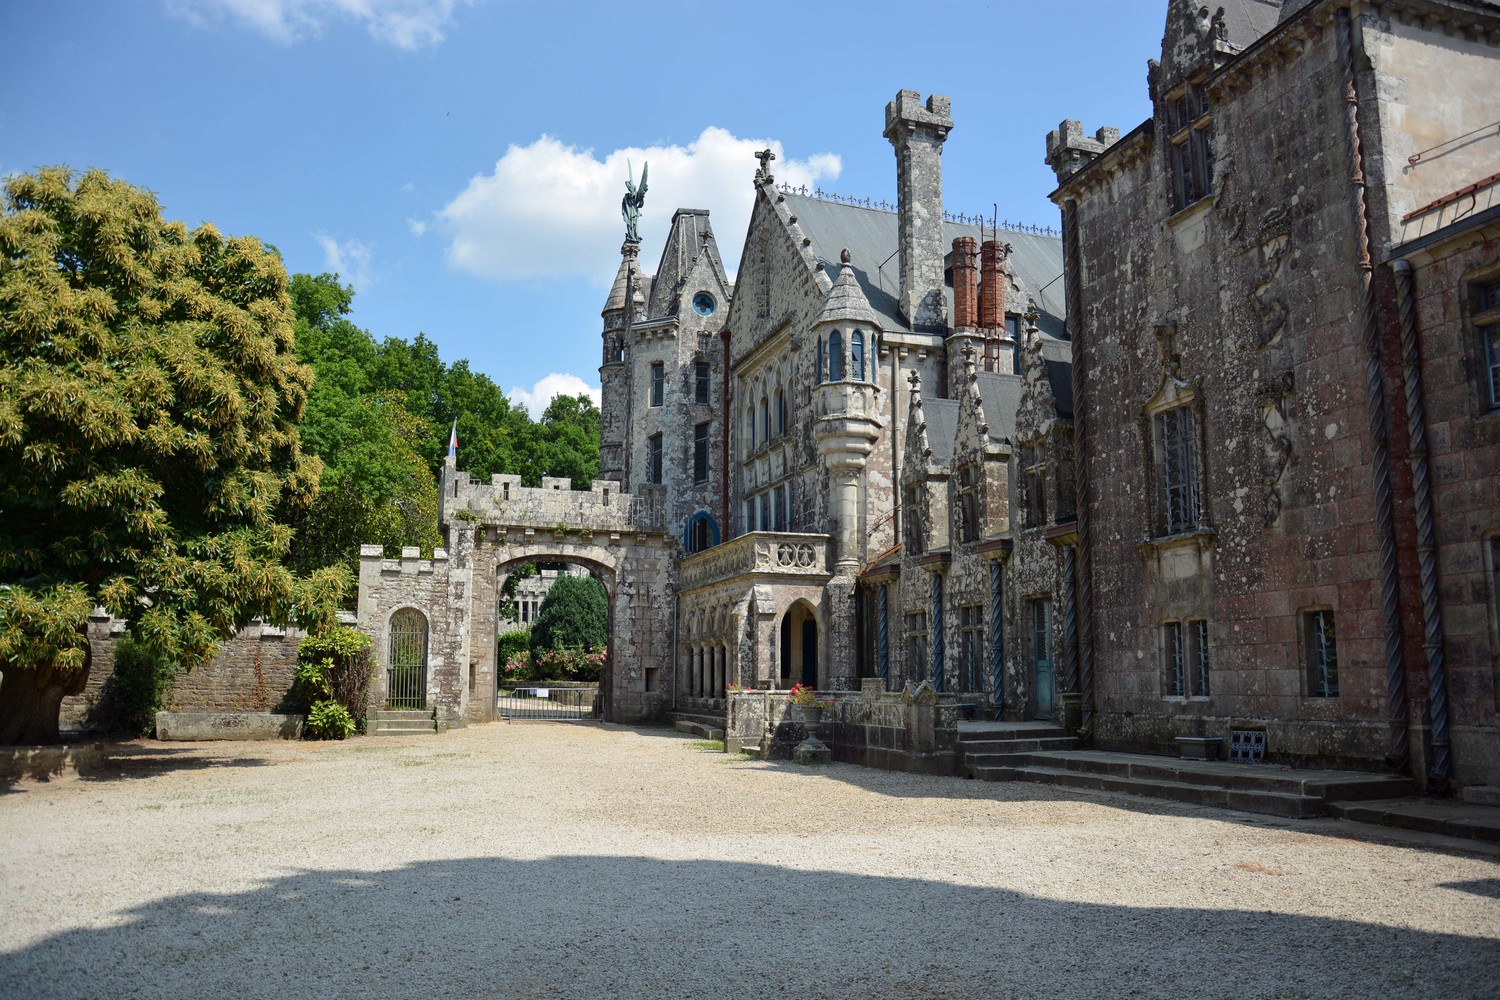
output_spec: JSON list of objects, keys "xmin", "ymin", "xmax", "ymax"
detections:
[{"xmin": 884, "ymin": 90, "xmax": 953, "ymax": 331}]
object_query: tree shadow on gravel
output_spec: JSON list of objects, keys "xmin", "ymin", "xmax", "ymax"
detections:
[
  {"xmin": 1, "ymin": 854, "xmax": 1494, "ymax": 1000},
  {"xmin": 0, "ymin": 743, "xmax": 275, "ymax": 793}
]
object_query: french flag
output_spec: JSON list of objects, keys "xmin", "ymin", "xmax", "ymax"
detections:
[{"xmin": 447, "ymin": 420, "xmax": 458, "ymax": 458}]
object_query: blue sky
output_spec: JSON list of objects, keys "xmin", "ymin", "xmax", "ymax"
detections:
[{"xmin": 4, "ymin": 0, "xmax": 1166, "ymax": 417}]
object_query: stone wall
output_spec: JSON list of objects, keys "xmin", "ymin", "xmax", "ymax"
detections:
[
  {"xmin": 1048, "ymin": 1, "xmax": 1500, "ymax": 782},
  {"xmin": 62, "ymin": 616, "xmax": 307, "ymax": 732},
  {"xmin": 1392, "ymin": 214, "xmax": 1500, "ymax": 788},
  {"xmin": 725, "ymin": 680, "xmax": 959, "ymax": 775}
]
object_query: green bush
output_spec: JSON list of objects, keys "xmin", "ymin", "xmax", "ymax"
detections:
[
  {"xmin": 104, "ymin": 640, "xmax": 177, "ymax": 737},
  {"xmin": 529, "ymin": 575, "xmax": 607, "ymax": 656},
  {"xmin": 295, "ymin": 626, "xmax": 373, "ymax": 735},
  {"xmin": 305, "ymin": 699, "xmax": 356, "ymax": 740}
]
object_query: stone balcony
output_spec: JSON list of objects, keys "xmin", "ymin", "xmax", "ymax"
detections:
[{"xmin": 679, "ymin": 531, "xmax": 831, "ymax": 591}]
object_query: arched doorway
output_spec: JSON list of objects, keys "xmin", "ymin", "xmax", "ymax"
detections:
[
  {"xmin": 779, "ymin": 600, "xmax": 819, "ymax": 689},
  {"xmin": 494, "ymin": 555, "xmax": 614, "ymax": 721},
  {"xmin": 386, "ymin": 607, "xmax": 429, "ymax": 709}
]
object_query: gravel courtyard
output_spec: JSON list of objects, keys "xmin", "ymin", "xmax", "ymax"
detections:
[{"xmin": 2, "ymin": 723, "xmax": 1498, "ymax": 1000}]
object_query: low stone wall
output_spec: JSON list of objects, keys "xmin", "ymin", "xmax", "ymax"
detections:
[
  {"xmin": 63, "ymin": 616, "xmax": 313, "ymax": 733},
  {"xmin": 156, "ymin": 712, "xmax": 303, "ymax": 741},
  {"xmin": 727, "ymin": 680, "xmax": 960, "ymax": 775}
]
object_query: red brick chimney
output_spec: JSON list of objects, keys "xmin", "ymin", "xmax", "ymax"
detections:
[
  {"xmin": 952, "ymin": 236, "xmax": 978, "ymax": 330},
  {"xmin": 979, "ymin": 239, "xmax": 1006, "ymax": 328},
  {"xmin": 980, "ymin": 239, "xmax": 1011, "ymax": 373}
]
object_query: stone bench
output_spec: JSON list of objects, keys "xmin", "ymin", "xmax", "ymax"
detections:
[
  {"xmin": 156, "ymin": 712, "xmax": 303, "ymax": 741},
  {"xmin": 1174, "ymin": 735, "xmax": 1223, "ymax": 761}
]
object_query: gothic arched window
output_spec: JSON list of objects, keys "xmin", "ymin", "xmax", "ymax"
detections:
[
  {"xmin": 851, "ymin": 331, "xmax": 865, "ymax": 382},
  {"xmin": 775, "ymin": 386, "xmax": 785, "ymax": 436},
  {"xmin": 829, "ymin": 329, "xmax": 845, "ymax": 381},
  {"xmin": 816, "ymin": 336, "xmax": 825, "ymax": 383}
]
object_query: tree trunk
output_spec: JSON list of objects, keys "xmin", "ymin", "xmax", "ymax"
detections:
[{"xmin": 0, "ymin": 646, "xmax": 90, "ymax": 745}]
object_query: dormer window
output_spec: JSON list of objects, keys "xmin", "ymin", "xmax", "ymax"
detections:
[{"xmin": 1167, "ymin": 80, "xmax": 1213, "ymax": 210}]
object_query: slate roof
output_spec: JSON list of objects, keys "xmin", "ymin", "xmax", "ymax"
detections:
[
  {"xmin": 782, "ymin": 192, "xmax": 1068, "ymax": 344},
  {"xmin": 1222, "ymin": 0, "xmax": 1286, "ymax": 44},
  {"xmin": 645, "ymin": 209, "xmax": 729, "ymax": 320},
  {"xmin": 921, "ymin": 398, "xmax": 960, "ymax": 465},
  {"xmin": 976, "ymin": 372, "xmax": 1023, "ymax": 443}
]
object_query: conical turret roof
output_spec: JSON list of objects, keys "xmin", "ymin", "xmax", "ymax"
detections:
[
  {"xmin": 603, "ymin": 245, "xmax": 651, "ymax": 315},
  {"xmin": 814, "ymin": 251, "xmax": 879, "ymax": 329}
]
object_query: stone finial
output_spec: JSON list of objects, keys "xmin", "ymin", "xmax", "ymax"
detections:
[
  {"xmin": 755, "ymin": 148, "xmax": 776, "ymax": 185},
  {"xmin": 908, "ymin": 369, "xmax": 921, "ymax": 392},
  {"xmin": 841, "ymin": 247, "xmax": 852, "ymax": 265}
]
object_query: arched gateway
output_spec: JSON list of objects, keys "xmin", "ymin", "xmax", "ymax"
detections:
[{"xmin": 357, "ymin": 458, "xmax": 676, "ymax": 726}]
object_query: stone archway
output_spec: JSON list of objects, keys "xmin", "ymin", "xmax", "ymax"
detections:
[
  {"xmin": 491, "ymin": 554, "xmax": 616, "ymax": 720},
  {"xmin": 779, "ymin": 599, "xmax": 820, "ymax": 689},
  {"xmin": 357, "ymin": 467, "xmax": 677, "ymax": 727}
]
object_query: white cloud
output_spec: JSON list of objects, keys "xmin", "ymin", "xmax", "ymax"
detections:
[
  {"xmin": 507, "ymin": 373, "xmax": 601, "ymax": 420},
  {"xmin": 437, "ymin": 127, "xmax": 840, "ymax": 284},
  {"xmin": 313, "ymin": 232, "xmax": 375, "ymax": 289},
  {"xmin": 167, "ymin": 0, "xmax": 463, "ymax": 49},
  {"xmin": 407, "ymin": 217, "xmax": 428, "ymax": 237}
]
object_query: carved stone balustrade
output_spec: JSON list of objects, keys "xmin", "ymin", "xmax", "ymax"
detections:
[{"xmin": 680, "ymin": 531, "xmax": 831, "ymax": 591}]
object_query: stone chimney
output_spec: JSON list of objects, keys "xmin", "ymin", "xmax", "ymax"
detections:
[{"xmin": 884, "ymin": 90, "xmax": 953, "ymax": 333}]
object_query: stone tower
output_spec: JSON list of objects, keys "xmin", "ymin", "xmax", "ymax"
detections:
[
  {"xmin": 884, "ymin": 90, "xmax": 953, "ymax": 333},
  {"xmin": 598, "ymin": 242, "xmax": 646, "ymax": 485},
  {"xmin": 598, "ymin": 208, "xmax": 732, "ymax": 554}
]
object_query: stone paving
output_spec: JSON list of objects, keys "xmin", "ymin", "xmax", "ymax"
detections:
[{"xmin": 2, "ymin": 723, "xmax": 1498, "ymax": 999}]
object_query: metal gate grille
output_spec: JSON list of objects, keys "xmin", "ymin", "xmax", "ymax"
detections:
[
  {"xmin": 386, "ymin": 608, "xmax": 428, "ymax": 710},
  {"xmin": 497, "ymin": 686, "xmax": 599, "ymax": 721}
]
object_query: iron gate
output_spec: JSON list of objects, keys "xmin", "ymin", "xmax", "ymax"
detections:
[
  {"xmin": 497, "ymin": 686, "xmax": 599, "ymax": 721},
  {"xmin": 386, "ymin": 608, "xmax": 428, "ymax": 709}
]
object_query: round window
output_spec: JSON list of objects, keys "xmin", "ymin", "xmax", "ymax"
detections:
[{"xmin": 691, "ymin": 292, "xmax": 716, "ymax": 316}]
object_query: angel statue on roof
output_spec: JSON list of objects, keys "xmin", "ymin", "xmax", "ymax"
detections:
[{"xmin": 622, "ymin": 160, "xmax": 648, "ymax": 244}]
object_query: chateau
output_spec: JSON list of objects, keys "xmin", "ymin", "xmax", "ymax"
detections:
[{"xmin": 69, "ymin": 0, "xmax": 1500, "ymax": 797}]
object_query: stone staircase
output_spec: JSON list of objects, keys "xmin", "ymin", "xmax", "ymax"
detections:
[
  {"xmin": 957, "ymin": 721, "xmax": 1081, "ymax": 777},
  {"xmin": 959, "ymin": 722, "xmax": 1416, "ymax": 820},
  {"xmin": 668, "ymin": 709, "xmax": 726, "ymax": 742},
  {"xmin": 369, "ymin": 709, "xmax": 437, "ymax": 736}
]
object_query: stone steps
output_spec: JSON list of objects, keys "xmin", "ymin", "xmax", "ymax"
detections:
[
  {"xmin": 955, "ymin": 723, "xmax": 1080, "ymax": 778},
  {"xmin": 967, "ymin": 748, "xmax": 1417, "ymax": 820},
  {"xmin": 1326, "ymin": 799, "xmax": 1500, "ymax": 843},
  {"xmin": 668, "ymin": 710, "xmax": 725, "ymax": 743},
  {"xmin": 369, "ymin": 710, "xmax": 436, "ymax": 735},
  {"xmin": 974, "ymin": 762, "xmax": 1328, "ymax": 818}
]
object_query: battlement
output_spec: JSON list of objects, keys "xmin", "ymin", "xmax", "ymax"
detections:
[
  {"xmin": 883, "ymin": 90, "xmax": 953, "ymax": 139},
  {"xmin": 360, "ymin": 544, "xmax": 451, "ymax": 576},
  {"xmin": 1045, "ymin": 120, "xmax": 1121, "ymax": 183},
  {"xmin": 443, "ymin": 471, "xmax": 666, "ymax": 533}
]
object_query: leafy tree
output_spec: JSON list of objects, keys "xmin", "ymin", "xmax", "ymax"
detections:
[
  {"xmin": 0, "ymin": 168, "xmax": 347, "ymax": 744},
  {"xmin": 529, "ymin": 574, "xmax": 607, "ymax": 656},
  {"xmin": 286, "ymin": 273, "xmax": 439, "ymax": 579},
  {"xmin": 536, "ymin": 394, "xmax": 601, "ymax": 488}
]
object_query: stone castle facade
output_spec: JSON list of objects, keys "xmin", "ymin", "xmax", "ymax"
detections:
[
  {"xmin": 348, "ymin": 0, "xmax": 1499, "ymax": 792},
  {"xmin": 73, "ymin": 0, "xmax": 1496, "ymax": 795}
]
